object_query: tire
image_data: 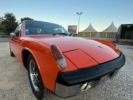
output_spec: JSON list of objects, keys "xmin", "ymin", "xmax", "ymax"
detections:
[
  {"xmin": 109, "ymin": 69, "xmax": 120, "ymax": 78},
  {"xmin": 10, "ymin": 49, "xmax": 15, "ymax": 57},
  {"xmin": 27, "ymin": 55, "xmax": 44, "ymax": 100}
]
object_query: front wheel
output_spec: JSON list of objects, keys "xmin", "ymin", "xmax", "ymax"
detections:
[{"xmin": 27, "ymin": 55, "xmax": 44, "ymax": 100}]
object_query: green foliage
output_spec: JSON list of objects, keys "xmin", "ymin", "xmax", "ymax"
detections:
[
  {"xmin": 0, "ymin": 17, "xmax": 4, "ymax": 32},
  {"xmin": 0, "ymin": 13, "xmax": 18, "ymax": 35},
  {"xmin": 0, "ymin": 13, "xmax": 35, "ymax": 35}
]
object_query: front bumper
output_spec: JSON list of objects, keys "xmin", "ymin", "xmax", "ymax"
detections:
[{"xmin": 55, "ymin": 53, "xmax": 125, "ymax": 97}]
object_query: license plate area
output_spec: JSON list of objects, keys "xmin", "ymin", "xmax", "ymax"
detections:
[
  {"xmin": 80, "ymin": 75, "xmax": 109, "ymax": 92},
  {"xmin": 80, "ymin": 81, "xmax": 94, "ymax": 92}
]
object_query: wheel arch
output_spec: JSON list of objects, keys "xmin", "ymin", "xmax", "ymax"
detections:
[
  {"xmin": 22, "ymin": 48, "xmax": 38, "ymax": 70},
  {"xmin": 21, "ymin": 46, "xmax": 60, "ymax": 92},
  {"xmin": 21, "ymin": 48, "xmax": 48, "ymax": 88}
]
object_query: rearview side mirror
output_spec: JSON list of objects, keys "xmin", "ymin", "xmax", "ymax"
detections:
[{"xmin": 10, "ymin": 32, "xmax": 15, "ymax": 37}]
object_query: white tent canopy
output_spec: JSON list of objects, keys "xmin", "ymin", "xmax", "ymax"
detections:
[
  {"xmin": 103, "ymin": 22, "xmax": 117, "ymax": 32},
  {"xmin": 82, "ymin": 24, "xmax": 97, "ymax": 32}
]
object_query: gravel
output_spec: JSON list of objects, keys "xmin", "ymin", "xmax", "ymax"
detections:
[{"xmin": 0, "ymin": 42, "xmax": 133, "ymax": 100}]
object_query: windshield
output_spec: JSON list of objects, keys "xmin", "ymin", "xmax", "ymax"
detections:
[{"xmin": 25, "ymin": 20, "xmax": 69, "ymax": 35}]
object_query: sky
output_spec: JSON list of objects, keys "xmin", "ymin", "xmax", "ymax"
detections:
[{"xmin": 0, "ymin": 0, "xmax": 133, "ymax": 31}]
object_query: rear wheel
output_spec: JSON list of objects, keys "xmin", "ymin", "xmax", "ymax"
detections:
[
  {"xmin": 27, "ymin": 55, "xmax": 44, "ymax": 100},
  {"xmin": 10, "ymin": 49, "xmax": 15, "ymax": 57}
]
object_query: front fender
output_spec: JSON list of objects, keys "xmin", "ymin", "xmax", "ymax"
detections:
[
  {"xmin": 94, "ymin": 39, "xmax": 116, "ymax": 49},
  {"xmin": 94, "ymin": 39, "xmax": 121, "ymax": 55},
  {"xmin": 21, "ymin": 41, "xmax": 61, "ymax": 92}
]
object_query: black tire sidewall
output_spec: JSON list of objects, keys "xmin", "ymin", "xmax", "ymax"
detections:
[
  {"xmin": 10, "ymin": 49, "xmax": 15, "ymax": 57},
  {"xmin": 27, "ymin": 55, "xmax": 44, "ymax": 100}
]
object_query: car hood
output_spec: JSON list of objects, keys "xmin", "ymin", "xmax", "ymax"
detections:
[
  {"xmin": 30, "ymin": 36, "xmax": 120, "ymax": 68},
  {"xmin": 40, "ymin": 37, "xmax": 119, "ymax": 60}
]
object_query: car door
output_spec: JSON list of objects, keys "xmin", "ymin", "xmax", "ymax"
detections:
[{"xmin": 11, "ymin": 24, "xmax": 23, "ymax": 61}]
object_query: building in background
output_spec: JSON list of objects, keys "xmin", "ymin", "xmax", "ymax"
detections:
[
  {"xmin": 68, "ymin": 22, "xmax": 118, "ymax": 40},
  {"xmin": 79, "ymin": 23, "xmax": 98, "ymax": 38},
  {"xmin": 103, "ymin": 22, "xmax": 117, "ymax": 33},
  {"xmin": 68, "ymin": 25, "xmax": 77, "ymax": 35},
  {"xmin": 99, "ymin": 22, "xmax": 117, "ymax": 39},
  {"xmin": 116, "ymin": 24, "xmax": 133, "ymax": 44}
]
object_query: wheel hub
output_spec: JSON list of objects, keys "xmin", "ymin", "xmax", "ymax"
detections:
[{"xmin": 29, "ymin": 59, "xmax": 40, "ymax": 91}]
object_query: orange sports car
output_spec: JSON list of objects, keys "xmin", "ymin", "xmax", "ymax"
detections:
[{"xmin": 9, "ymin": 20, "xmax": 125, "ymax": 100}]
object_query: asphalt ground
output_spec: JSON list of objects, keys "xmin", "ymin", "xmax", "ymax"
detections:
[{"xmin": 0, "ymin": 42, "xmax": 133, "ymax": 100}]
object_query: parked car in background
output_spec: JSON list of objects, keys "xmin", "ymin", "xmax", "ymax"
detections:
[{"xmin": 9, "ymin": 20, "xmax": 125, "ymax": 100}]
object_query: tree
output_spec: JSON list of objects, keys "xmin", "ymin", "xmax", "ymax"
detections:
[
  {"xmin": 21, "ymin": 17, "xmax": 33, "ymax": 22},
  {"xmin": 0, "ymin": 17, "xmax": 3, "ymax": 23},
  {"xmin": 1, "ymin": 13, "xmax": 18, "ymax": 35},
  {"xmin": 0, "ymin": 17, "xmax": 4, "ymax": 32}
]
